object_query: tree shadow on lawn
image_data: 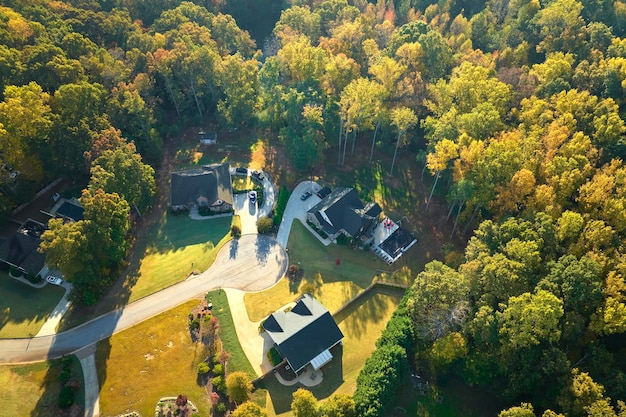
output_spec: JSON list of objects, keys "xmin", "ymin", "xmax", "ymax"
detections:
[
  {"xmin": 333, "ymin": 286, "xmax": 405, "ymax": 341},
  {"xmin": 258, "ymin": 344, "xmax": 344, "ymax": 415},
  {"xmin": 0, "ymin": 272, "xmax": 65, "ymax": 338},
  {"xmin": 30, "ymin": 355, "xmax": 86, "ymax": 417}
]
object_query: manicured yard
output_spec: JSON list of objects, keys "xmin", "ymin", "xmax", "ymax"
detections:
[
  {"xmin": 125, "ymin": 214, "xmax": 232, "ymax": 303},
  {"xmin": 0, "ymin": 271, "xmax": 65, "ymax": 338},
  {"xmin": 96, "ymin": 301, "xmax": 212, "ymax": 416},
  {"xmin": 260, "ymin": 286, "xmax": 404, "ymax": 416},
  {"xmin": 0, "ymin": 356, "xmax": 84, "ymax": 417},
  {"xmin": 244, "ymin": 220, "xmax": 386, "ymax": 321}
]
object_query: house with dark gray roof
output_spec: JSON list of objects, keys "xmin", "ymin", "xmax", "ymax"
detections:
[
  {"xmin": 0, "ymin": 219, "xmax": 46, "ymax": 276},
  {"xmin": 170, "ymin": 163, "xmax": 233, "ymax": 213},
  {"xmin": 306, "ymin": 187, "xmax": 382, "ymax": 241},
  {"xmin": 263, "ymin": 294, "xmax": 344, "ymax": 374}
]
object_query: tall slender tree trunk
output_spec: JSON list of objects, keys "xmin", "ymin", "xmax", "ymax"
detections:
[
  {"xmin": 449, "ymin": 200, "xmax": 464, "ymax": 241},
  {"xmin": 189, "ymin": 78, "xmax": 203, "ymax": 119},
  {"xmin": 338, "ymin": 117, "xmax": 343, "ymax": 165},
  {"xmin": 165, "ymin": 77, "xmax": 180, "ymax": 118},
  {"xmin": 421, "ymin": 162, "xmax": 427, "ymax": 181},
  {"xmin": 351, "ymin": 128, "xmax": 358, "ymax": 156},
  {"xmin": 462, "ymin": 204, "xmax": 481, "ymax": 235},
  {"xmin": 390, "ymin": 130, "xmax": 403, "ymax": 176},
  {"xmin": 425, "ymin": 171, "xmax": 441, "ymax": 212},
  {"xmin": 447, "ymin": 201, "xmax": 456, "ymax": 220},
  {"xmin": 342, "ymin": 127, "xmax": 349, "ymax": 167},
  {"xmin": 369, "ymin": 120, "xmax": 380, "ymax": 163}
]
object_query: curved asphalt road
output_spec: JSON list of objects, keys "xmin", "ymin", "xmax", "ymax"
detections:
[{"xmin": 0, "ymin": 234, "xmax": 287, "ymax": 364}]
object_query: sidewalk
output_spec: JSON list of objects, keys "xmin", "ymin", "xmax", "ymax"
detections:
[
  {"xmin": 36, "ymin": 282, "xmax": 73, "ymax": 337},
  {"xmin": 75, "ymin": 344, "xmax": 100, "ymax": 417}
]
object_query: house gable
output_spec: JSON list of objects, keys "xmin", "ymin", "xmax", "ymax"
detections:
[{"xmin": 263, "ymin": 294, "xmax": 344, "ymax": 373}]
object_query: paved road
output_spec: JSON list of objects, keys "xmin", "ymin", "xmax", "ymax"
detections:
[{"xmin": 0, "ymin": 234, "xmax": 287, "ymax": 364}]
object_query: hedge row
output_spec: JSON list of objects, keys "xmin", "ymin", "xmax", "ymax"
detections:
[{"xmin": 353, "ymin": 289, "xmax": 414, "ymax": 417}]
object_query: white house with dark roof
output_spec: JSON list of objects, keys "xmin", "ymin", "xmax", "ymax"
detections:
[
  {"xmin": 306, "ymin": 187, "xmax": 382, "ymax": 241},
  {"xmin": 169, "ymin": 163, "xmax": 233, "ymax": 213},
  {"xmin": 263, "ymin": 294, "xmax": 344, "ymax": 374}
]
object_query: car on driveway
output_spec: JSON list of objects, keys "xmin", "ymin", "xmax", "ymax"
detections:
[
  {"xmin": 300, "ymin": 191, "xmax": 312, "ymax": 200},
  {"xmin": 46, "ymin": 276, "xmax": 63, "ymax": 286},
  {"xmin": 249, "ymin": 190, "xmax": 257, "ymax": 204}
]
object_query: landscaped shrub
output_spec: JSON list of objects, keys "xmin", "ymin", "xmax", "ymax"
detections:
[
  {"xmin": 336, "ymin": 234, "xmax": 349, "ymax": 246},
  {"xmin": 213, "ymin": 363, "xmax": 224, "ymax": 376},
  {"xmin": 212, "ymin": 375, "xmax": 226, "ymax": 394},
  {"xmin": 267, "ymin": 347, "xmax": 282, "ymax": 366},
  {"xmin": 197, "ymin": 362, "xmax": 210, "ymax": 374},
  {"xmin": 231, "ymin": 225, "xmax": 241, "ymax": 238},
  {"xmin": 257, "ymin": 216, "xmax": 273, "ymax": 234},
  {"xmin": 57, "ymin": 386, "xmax": 75, "ymax": 409},
  {"xmin": 272, "ymin": 186, "xmax": 290, "ymax": 226},
  {"xmin": 215, "ymin": 402, "xmax": 226, "ymax": 414}
]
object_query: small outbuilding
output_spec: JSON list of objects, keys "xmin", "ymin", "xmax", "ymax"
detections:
[
  {"xmin": 263, "ymin": 294, "xmax": 344, "ymax": 374},
  {"xmin": 198, "ymin": 131, "xmax": 217, "ymax": 145}
]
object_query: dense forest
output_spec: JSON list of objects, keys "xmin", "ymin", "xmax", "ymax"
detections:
[{"xmin": 1, "ymin": 0, "xmax": 626, "ymax": 415}]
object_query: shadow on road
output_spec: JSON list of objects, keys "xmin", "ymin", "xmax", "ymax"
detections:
[
  {"xmin": 229, "ymin": 238, "xmax": 239, "ymax": 259},
  {"xmin": 255, "ymin": 235, "xmax": 271, "ymax": 265}
]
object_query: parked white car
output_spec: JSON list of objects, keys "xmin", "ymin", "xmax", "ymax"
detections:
[{"xmin": 46, "ymin": 275, "xmax": 63, "ymax": 285}]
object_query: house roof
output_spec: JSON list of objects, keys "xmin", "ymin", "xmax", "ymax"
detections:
[
  {"xmin": 56, "ymin": 200, "xmax": 84, "ymax": 221},
  {"xmin": 263, "ymin": 294, "xmax": 344, "ymax": 373},
  {"xmin": 307, "ymin": 188, "xmax": 381, "ymax": 237},
  {"xmin": 0, "ymin": 219, "xmax": 46, "ymax": 275},
  {"xmin": 170, "ymin": 163, "xmax": 232, "ymax": 207}
]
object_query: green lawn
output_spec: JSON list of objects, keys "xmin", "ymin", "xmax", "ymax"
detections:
[
  {"xmin": 0, "ymin": 271, "xmax": 65, "ymax": 338},
  {"xmin": 261, "ymin": 287, "xmax": 404, "ymax": 416},
  {"xmin": 97, "ymin": 300, "xmax": 212, "ymax": 417},
  {"xmin": 125, "ymin": 213, "xmax": 232, "ymax": 303},
  {"xmin": 244, "ymin": 220, "xmax": 386, "ymax": 321},
  {"xmin": 0, "ymin": 356, "xmax": 84, "ymax": 417}
]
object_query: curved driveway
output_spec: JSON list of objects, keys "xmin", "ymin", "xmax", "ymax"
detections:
[{"xmin": 0, "ymin": 234, "xmax": 287, "ymax": 364}]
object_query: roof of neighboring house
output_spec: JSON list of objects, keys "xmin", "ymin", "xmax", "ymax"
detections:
[
  {"xmin": 307, "ymin": 188, "xmax": 381, "ymax": 237},
  {"xmin": 56, "ymin": 200, "xmax": 84, "ymax": 221},
  {"xmin": 0, "ymin": 219, "xmax": 46, "ymax": 276},
  {"xmin": 263, "ymin": 294, "xmax": 344, "ymax": 373},
  {"xmin": 170, "ymin": 163, "xmax": 232, "ymax": 207}
]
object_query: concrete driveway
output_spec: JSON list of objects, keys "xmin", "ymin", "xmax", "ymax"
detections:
[
  {"xmin": 276, "ymin": 181, "xmax": 331, "ymax": 248},
  {"xmin": 0, "ymin": 234, "xmax": 288, "ymax": 364}
]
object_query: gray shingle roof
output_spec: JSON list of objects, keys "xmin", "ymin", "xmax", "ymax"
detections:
[
  {"xmin": 263, "ymin": 294, "xmax": 344, "ymax": 373},
  {"xmin": 307, "ymin": 188, "xmax": 381, "ymax": 238},
  {"xmin": 0, "ymin": 219, "xmax": 46, "ymax": 276},
  {"xmin": 170, "ymin": 163, "xmax": 232, "ymax": 208}
]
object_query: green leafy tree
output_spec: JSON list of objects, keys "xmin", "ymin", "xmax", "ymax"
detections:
[
  {"xmin": 89, "ymin": 142, "xmax": 156, "ymax": 213},
  {"xmin": 232, "ymin": 402, "xmax": 268, "ymax": 417},
  {"xmin": 226, "ymin": 371, "xmax": 252, "ymax": 405},
  {"xmin": 291, "ymin": 388, "xmax": 320, "ymax": 417},
  {"xmin": 320, "ymin": 394, "xmax": 355, "ymax": 417}
]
